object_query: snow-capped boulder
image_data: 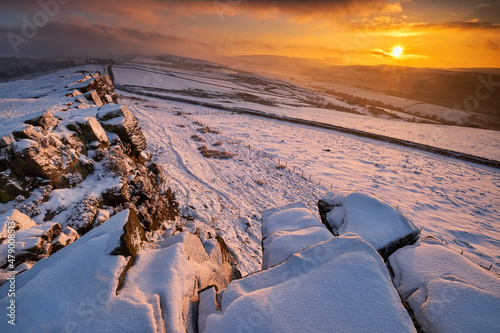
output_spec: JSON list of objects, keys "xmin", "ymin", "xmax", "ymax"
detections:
[
  {"xmin": 0, "ymin": 210, "xmax": 143, "ymax": 331},
  {"xmin": 3, "ymin": 124, "xmax": 89, "ymax": 189},
  {"xmin": 203, "ymin": 234, "xmax": 416, "ymax": 333},
  {"xmin": 318, "ymin": 191, "xmax": 420, "ymax": 259},
  {"xmin": 0, "ymin": 209, "xmax": 37, "ymax": 242},
  {"xmin": 0, "ymin": 221, "xmax": 62, "ymax": 271},
  {"xmin": 389, "ymin": 236, "xmax": 500, "ymax": 333},
  {"xmin": 261, "ymin": 202, "xmax": 332, "ymax": 269},
  {"xmin": 262, "ymin": 202, "xmax": 324, "ymax": 238},
  {"xmin": 24, "ymin": 110, "xmax": 59, "ymax": 130},
  {"xmin": 51, "ymin": 226, "xmax": 79, "ymax": 253},
  {"xmin": 198, "ymin": 286, "xmax": 219, "ymax": 333},
  {"xmin": 0, "ymin": 210, "xmax": 238, "ymax": 332},
  {"xmin": 98, "ymin": 104, "xmax": 147, "ymax": 155},
  {"xmin": 84, "ymin": 90, "xmax": 104, "ymax": 107},
  {"xmin": 74, "ymin": 116, "xmax": 109, "ymax": 146}
]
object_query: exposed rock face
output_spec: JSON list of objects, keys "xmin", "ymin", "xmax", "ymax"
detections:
[
  {"xmin": 73, "ymin": 117, "xmax": 109, "ymax": 147},
  {"xmin": 98, "ymin": 104, "xmax": 147, "ymax": 156},
  {"xmin": 0, "ymin": 71, "xmax": 178, "ymax": 281},
  {"xmin": 318, "ymin": 191, "xmax": 420, "ymax": 259},
  {"xmin": 0, "ymin": 210, "xmax": 79, "ymax": 275},
  {"xmin": 24, "ymin": 110, "xmax": 59, "ymax": 130},
  {"xmin": 85, "ymin": 74, "xmax": 117, "ymax": 103},
  {"xmin": 0, "ymin": 170, "xmax": 31, "ymax": 203},
  {"xmin": 0, "ymin": 110, "xmax": 89, "ymax": 190},
  {"xmin": 0, "ymin": 209, "xmax": 37, "ymax": 242}
]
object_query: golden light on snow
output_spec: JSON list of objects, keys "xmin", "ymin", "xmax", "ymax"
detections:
[{"xmin": 391, "ymin": 46, "xmax": 404, "ymax": 57}]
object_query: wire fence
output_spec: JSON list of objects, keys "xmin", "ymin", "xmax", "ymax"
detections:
[{"xmin": 141, "ymin": 103, "xmax": 500, "ymax": 276}]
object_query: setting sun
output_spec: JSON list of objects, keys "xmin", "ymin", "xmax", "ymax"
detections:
[{"xmin": 391, "ymin": 46, "xmax": 404, "ymax": 57}]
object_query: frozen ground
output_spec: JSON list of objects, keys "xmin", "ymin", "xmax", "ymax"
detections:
[
  {"xmin": 122, "ymin": 94, "xmax": 500, "ymax": 274},
  {"xmin": 1, "ymin": 61, "xmax": 498, "ymax": 332},
  {"xmin": 1, "ymin": 59, "xmax": 498, "ymax": 275},
  {"xmin": 113, "ymin": 56, "xmax": 500, "ymax": 161}
]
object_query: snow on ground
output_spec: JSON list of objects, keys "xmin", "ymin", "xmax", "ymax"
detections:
[
  {"xmin": 173, "ymin": 107, "xmax": 500, "ymax": 273},
  {"xmin": 252, "ymin": 105, "xmax": 500, "ymax": 161},
  {"xmin": 389, "ymin": 237, "xmax": 500, "ymax": 333},
  {"xmin": 125, "ymin": 97, "xmax": 324, "ymax": 275},
  {"xmin": 113, "ymin": 56, "xmax": 500, "ymax": 161}
]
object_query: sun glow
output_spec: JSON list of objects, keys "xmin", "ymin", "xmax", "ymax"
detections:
[{"xmin": 391, "ymin": 46, "xmax": 404, "ymax": 57}]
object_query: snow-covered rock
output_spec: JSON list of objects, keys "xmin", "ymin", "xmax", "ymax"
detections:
[
  {"xmin": 261, "ymin": 202, "xmax": 332, "ymax": 268},
  {"xmin": 389, "ymin": 236, "xmax": 500, "ymax": 333},
  {"xmin": 24, "ymin": 110, "xmax": 59, "ymax": 130},
  {"xmin": 203, "ymin": 234, "xmax": 416, "ymax": 333},
  {"xmin": 198, "ymin": 286, "xmax": 220, "ymax": 333},
  {"xmin": 318, "ymin": 191, "xmax": 420, "ymax": 259},
  {"xmin": 0, "ymin": 209, "xmax": 37, "ymax": 242},
  {"xmin": 0, "ymin": 209, "xmax": 141, "ymax": 331},
  {"xmin": 51, "ymin": 226, "xmax": 79, "ymax": 253},
  {"xmin": 98, "ymin": 103, "xmax": 147, "ymax": 155},
  {"xmin": 0, "ymin": 217, "xmax": 64, "ymax": 273},
  {"xmin": 0, "ymin": 210, "xmax": 239, "ymax": 332},
  {"xmin": 74, "ymin": 116, "xmax": 109, "ymax": 146}
]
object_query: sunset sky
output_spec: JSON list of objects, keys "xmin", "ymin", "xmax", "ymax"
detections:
[{"xmin": 1, "ymin": 0, "xmax": 499, "ymax": 68}]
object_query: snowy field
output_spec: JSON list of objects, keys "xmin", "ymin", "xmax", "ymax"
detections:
[
  {"xmin": 113, "ymin": 56, "xmax": 500, "ymax": 161},
  {"xmin": 1, "ymin": 60, "xmax": 498, "ymax": 275},
  {"xmin": 0, "ymin": 61, "xmax": 498, "ymax": 332},
  {"xmin": 121, "ymin": 94, "xmax": 500, "ymax": 274}
]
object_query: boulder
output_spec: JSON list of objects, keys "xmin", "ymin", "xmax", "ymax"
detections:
[
  {"xmin": 73, "ymin": 116, "xmax": 109, "ymax": 146},
  {"xmin": 203, "ymin": 234, "xmax": 416, "ymax": 333},
  {"xmin": 389, "ymin": 236, "xmax": 500, "ymax": 333},
  {"xmin": 102, "ymin": 183, "xmax": 130, "ymax": 205},
  {"xmin": 0, "ymin": 209, "xmax": 37, "ymax": 242},
  {"xmin": 24, "ymin": 110, "xmax": 59, "ymax": 130},
  {"xmin": 0, "ymin": 211, "xmax": 238, "ymax": 332},
  {"xmin": 0, "ymin": 210, "xmax": 148, "ymax": 332},
  {"xmin": 98, "ymin": 104, "xmax": 147, "ymax": 155},
  {"xmin": 84, "ymin": 90, "xmax": 104, "ymax": 107},
  {"xmin": 0, "ymin": 221, "xmax": 62, "ymax": 270},
  {"xmin": 318, "ymin": 191, "xmax": 420, "ymax": 259},
  {"xmin": 7, "ymin": 137, "xmax": 87, "ymax": 189},
  {"xmin": 198, "ymin": 286, "xmax": 219, "ymax": 333},
  {"xmin": 261, "ymin": 202, "xmax": 332, "ymax": 269}
]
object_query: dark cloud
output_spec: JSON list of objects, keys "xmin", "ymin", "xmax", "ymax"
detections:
[
  {"xmin": 0, "ymin": 21, "xmax": 198, "ymax": 57},
  {"xmin": 1, "ymin": 0, "xmax": 401, "ymax": 25}
]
